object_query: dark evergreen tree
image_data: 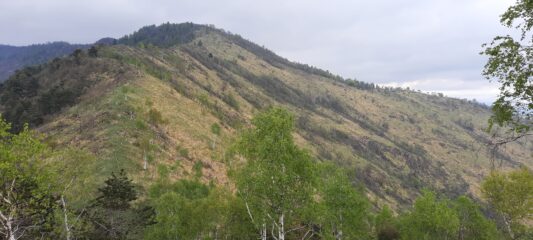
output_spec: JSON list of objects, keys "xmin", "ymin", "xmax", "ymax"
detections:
[
  {"xmin": 88, "ymin": 46, "xmax": 98, "ymax": 58},
  {"xmin": 83, "ymin": 170, "xmax": 155, "ymax": 240}
]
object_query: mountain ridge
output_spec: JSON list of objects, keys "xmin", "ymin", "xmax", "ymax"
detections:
[
  {"xmin": 0, "ymin": 36, "xmax": 121, "ymax": 82},
  {"xmin": 0, "ymin": 22, "xmax": 531, "ymax": 210}
]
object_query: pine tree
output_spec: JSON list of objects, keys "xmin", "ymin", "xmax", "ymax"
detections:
[{"xmin": 83, "ymin": 170, "xmax": 154, "ymax": 239}]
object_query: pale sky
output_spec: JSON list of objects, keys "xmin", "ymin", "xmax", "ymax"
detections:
[{"xmin": 0, "ymin": 0, "xmax": 515, "ymax": 103}]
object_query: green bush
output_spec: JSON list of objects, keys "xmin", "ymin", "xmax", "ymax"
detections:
[
  {"xmin": 135, "ymin": 119, "xmax": 147, "ymax": 130},
  {"xmin": 211, "ymin": 123, "xmax": 221, "ymax": 135},
  {"xmin": 177, "ymin": 146, "xmax": 189, "ymax": 159},
  {"xmin": 193, "ymin": 161, "xmax": 203, "ymax": 178},
  {"xmin": 148, "ymin": 108, "xmax": 165, "ymax": 125}
]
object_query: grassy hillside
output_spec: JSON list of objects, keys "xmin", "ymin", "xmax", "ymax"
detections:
[{"xmin": 1, "ymin": 23, "xmax": 531, "ymax": 210}]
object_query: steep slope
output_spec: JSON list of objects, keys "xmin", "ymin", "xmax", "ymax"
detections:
[
  {"xmin": 0, "ymin": 42, "xmax": 91, "ymax": 82},
  {"xmin": 1, "ymin": 23, "xmax": 531, "ymax": 209}
]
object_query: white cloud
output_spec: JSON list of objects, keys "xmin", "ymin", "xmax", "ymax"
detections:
[{"xmin": 382, "ymin": 78, "xmax": 500, "ymax": 103}]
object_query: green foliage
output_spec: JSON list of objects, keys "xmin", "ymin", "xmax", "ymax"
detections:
[
  {"xmin": 135, "ymin": 118, "xmax": 147, "ymax": 130},
  {"xmin": 0, "ymin": 119, "xmax": 58, "ymax": 239},
  {"xmin": 345, "ymin": 78, "xmax": 377, "ymax": 91},
  {"xmin": 103, "ymin": 49, "xmax": 172, "ymax": 81},
  {"xmin": 83, "ymin": 170, "xmax": 155, "ymax": 239},
  {"xmin": 157, "ymin": 164, "xmax": 169, "ymax": 180},
  {"xmin": 147, "ymin": 108, "xmax": 166, "ymax": 125},
  {"xmin": 453, "ymin": 196, "xmax": 500, "ymax": 240},
  {"xmin": 197, "ymin": 93, "xmax": 210, "ymax": 106},
  {"xmin": 233, "ymin": 107, "xmax": 317, "ymax": 239},
  {"xmin": 375, "ymin": 206, "xmax": 400, "ymax": 240},
  {"xmin": 94, "ymin": 170, "xmax": 137, "ymax": 209},
  {"xmin": 88, "ymin": 46, "xmax": 98, "ymax": 57},
  {"xmin": 177, "ymin": 145, "xmax": 189, "ymax": 159},
  {"xmin": 145, "ymin": 180, "xmax": 255, "ymax": 239},
  {"xmin": 399, "ymin": 191, "xmax": 460, "ymax": 240},
  {"xmin": 482, "ymin": 168, "xmax": 533, "ymax": 239},
  {"xmin": 38, "ymin": 87, "xmax": 77, "ymax": 114},
  {"xmin": 482, "ymin": 0, "xmax": 532, "ymax": 132},
  {"xmin": 397, "ymin": 191, "xmax": 501, "ymax": 240},
  {"xmin": 149, "ymin": 179, "xmax": 209, "ymax": 200},
  {"xmin": 118, "ymin": 22, "xmax": 203, "ymax": 48},
  {"xmin": 193, "ymin": 161, "xmax": 203, "ymax": 178},
  {"xmin": 0, "ymin": 49, "xmax": 110, "ymax": 132},
  {"xmin": 315, "ymin": 163, "xmax": 371, "ymax": 239},
  {"xmin": 211, "ymin": 122, "xmax": 221, "ymax": 135},
  {"xmin": 145, "ymin": 192, "xmax": 198, "ymax": 239}
]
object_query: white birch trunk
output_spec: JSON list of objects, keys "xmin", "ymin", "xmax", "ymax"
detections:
[
  {"xmin": 0, "ymin": 210, "xmax": 16, "ymax": 240},
  {"xmin": 6, "ymin": 217, "xmax": 15, "ymax": 240},
  {"xmin": 335, "ymin": 222, "xmax": 343, "ymax": 240},
  {"xmin": 335, "ymin": 229, "xmax": 342, "ymax": 240},
  {"xmin": 261, "ymin": 223, "xmax": 267, "ymax": 240},
  {"xmin": 278, "ymin": 213, "xmax": 285, "ymax": 240},
  {"xmin": 1, "ymin": 180, "xmax": 18, "ymax": 240},
  {"xmin": 61, "ymin": 196, "xmax": 72, "ymax": 240},
  {"xmin": 143, "ymin": 151, "xmax": 148, "ymax": 170}
]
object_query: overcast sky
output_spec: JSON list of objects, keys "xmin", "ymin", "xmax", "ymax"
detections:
[{"xmin": 0, "ymin": 0, "xmax": 515, "ymax": 103}]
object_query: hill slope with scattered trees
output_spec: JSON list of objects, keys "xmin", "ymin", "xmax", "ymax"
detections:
[{"xmin": 0, "ymin": 22, "xmax": 531, "ymax": 239}]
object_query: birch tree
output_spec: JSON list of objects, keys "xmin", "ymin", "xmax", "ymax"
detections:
[
  {"xmin": 453, "ymin": 196, "xmax": 500, "ymax": 240},
  {"xmin": 233, "ymin": 107, "xmax": 316, "ymax": 240},
  {"xmin": 0, "ymin": 119, "xmax": 58, "ymax": 240},
  {"xmin": 316, "ymin": 164, "xmax": 370, "ymax": 240},
  {"xmin": 482, "ymin": 0, "xmax": 532, "ymax": 134},
  {"xmin": 399, "ymin": 191, "xmax": 460, "ymax": 240},
  {"xmin": 482, "ymin": 168, "xmax": 533, "ymax": 239}
]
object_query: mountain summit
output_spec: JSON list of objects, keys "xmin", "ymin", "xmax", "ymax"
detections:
[{"xmin": 0, "ymin": 23, "xmax": 531, "ymax": 209}]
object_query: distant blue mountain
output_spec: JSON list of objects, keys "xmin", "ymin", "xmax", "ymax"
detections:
[{"xmin": 0, "ymin": 41, "xmax": 102, "ymax": 82}]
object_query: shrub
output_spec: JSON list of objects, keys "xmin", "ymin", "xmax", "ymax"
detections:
[
  {"xmin": 148, "ymin": 108, "xmax": 165, "ymax": 125},
  {"xmin": 211, "ymin": 123, "xmax": 221, "ymax": 135},
  {"xmin": 223, "ymin": 93, "xmax": 240, "ymax": 110},
  {"xmin": 135, "ymin": 119, "xmax": 147, "ymax": 130},
  {"xmin": 178, "ymin": 146, "xmax": 189, "ymax": 159},
  {"xmin": 193, "ymin": 161, "xmax": 203, "ymax": 178}
]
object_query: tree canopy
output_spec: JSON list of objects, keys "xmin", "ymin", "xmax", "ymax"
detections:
[
  {"xmin": 482, "ymin": 0, "xmax": 532, "ymax": 133},
  {"xmin": 482, "ymin": 168, "xmax": 533, "ymax": 239}
]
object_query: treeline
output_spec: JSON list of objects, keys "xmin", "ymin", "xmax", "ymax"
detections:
[
  {"xmin": 1, "ymin": 108, "xmax": 532, "ymax": 240},
  {"xmin": 117, "ymin": 22, "xmax": 202, "ymax": 48}
]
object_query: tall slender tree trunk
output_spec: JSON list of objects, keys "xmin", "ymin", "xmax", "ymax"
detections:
[
  {"xmin": 278, "ymin": 213, "xmax": 285, "ymax": 240},
  {"xmin": 335, "ymin": 220, "xmax": 343, "ymax": 240},
  {"xmin": 335, "ymin": 229, "xmax": 342, "ymax": 240},
  {"xmin": 6, "ymin": 217, "xmax": 16, "ymax": 240},
  {"xmin": 0, "ymin": 209, "xmax": 16, "ymax": 240},
  {"xmin": 261, "ymin": 223, "xmax": 267, "ymax": 240},
  {"xmin": 61, "ymin": 196, "xmax": 72, "ymax": 240}
]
